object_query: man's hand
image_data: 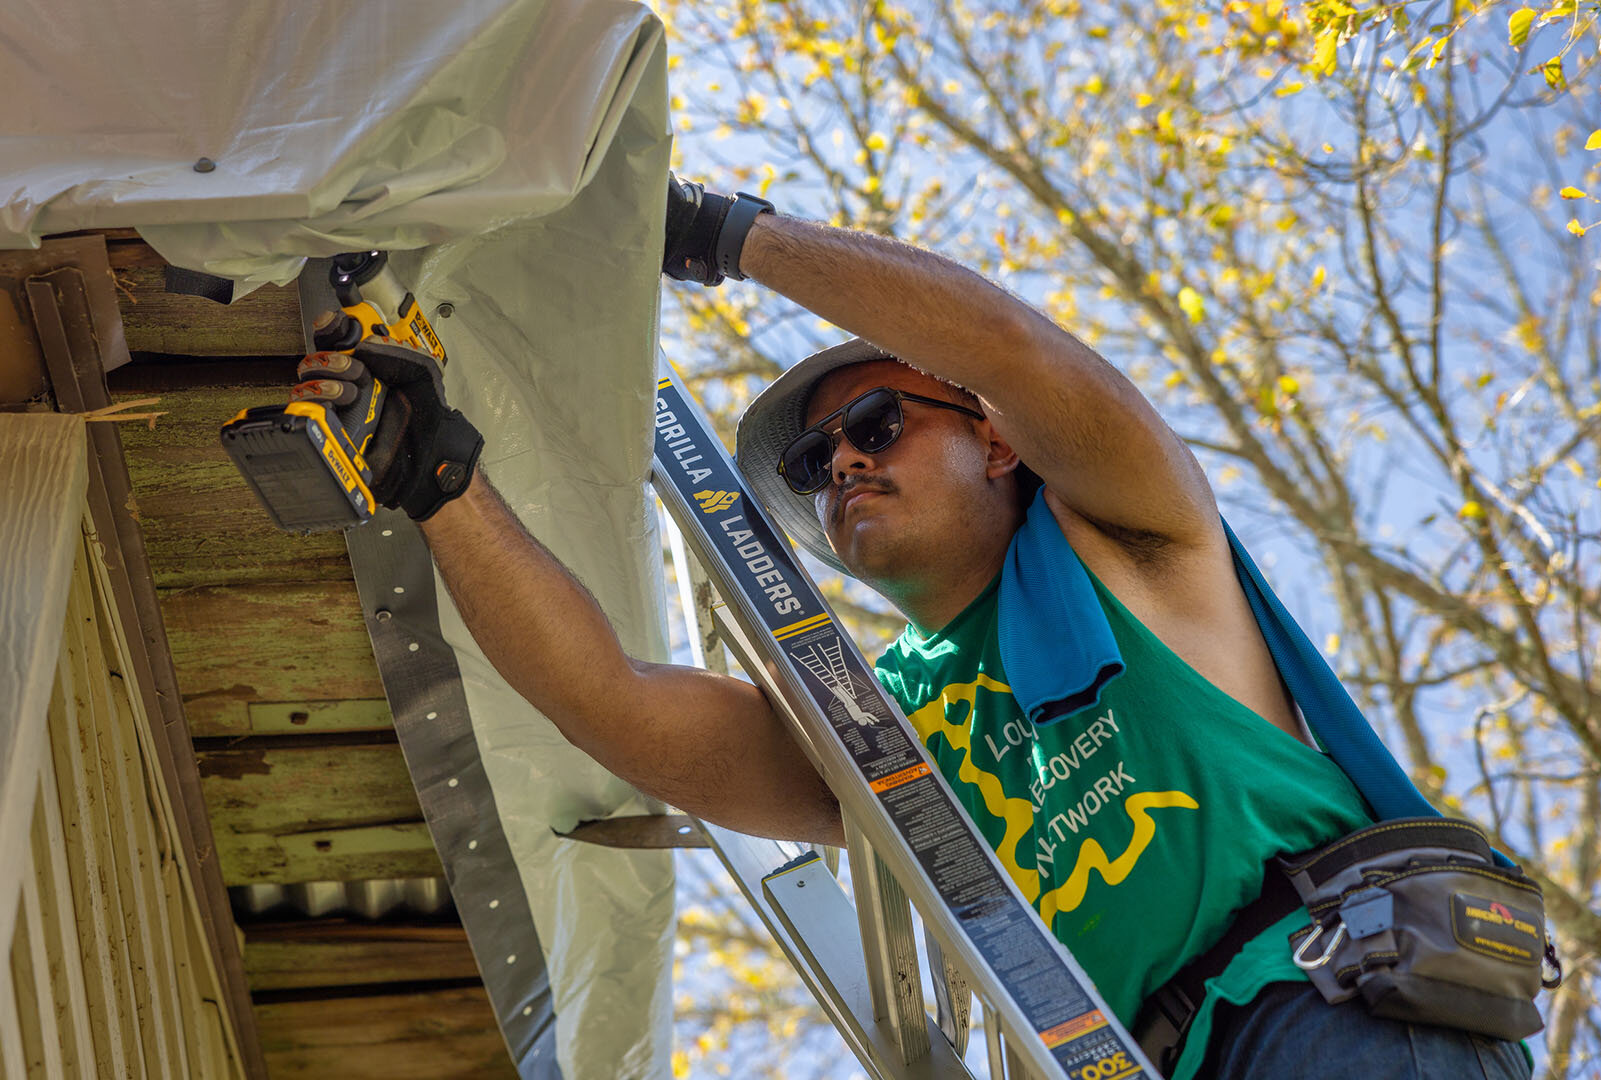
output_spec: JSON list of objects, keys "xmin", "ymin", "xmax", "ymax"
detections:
[
  {"xmin": 291, "ymin": 334, "xmax": 483, "ymax": 521},
  {"xmin": 662, "ymin": 173, "xmax": 774, "ymax": 286}
]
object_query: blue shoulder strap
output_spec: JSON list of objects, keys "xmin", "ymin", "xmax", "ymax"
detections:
[{"xmin": 1223, "ymin": 519, "xmax": 1513, "ymax": 868}]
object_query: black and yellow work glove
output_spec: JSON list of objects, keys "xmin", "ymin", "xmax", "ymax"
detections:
[
  {"xmin": 662, "ymin": 172, "xmax": 775, "ymax": 286},
  {"xmin": 291, "ymin": 335, "xmax": 483, "ymax": 522}
]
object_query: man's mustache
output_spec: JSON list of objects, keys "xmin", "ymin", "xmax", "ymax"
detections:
[{"xmin": 830, "ymin": 476, "xmax": 897, "ymax": 526}]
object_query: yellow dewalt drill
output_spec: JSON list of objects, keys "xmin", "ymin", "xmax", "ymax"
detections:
[{"xmin": 221, "ymin": 252, "xmax": 448, "ymax": 533}]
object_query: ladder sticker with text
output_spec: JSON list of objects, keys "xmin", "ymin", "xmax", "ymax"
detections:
[{"xmin": 651, "ymin": 373, "xmax": 1155, "ymax": 1080}]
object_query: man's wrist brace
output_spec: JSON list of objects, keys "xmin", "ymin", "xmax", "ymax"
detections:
[{"xmin": 714, "ymin": 192, "xmax": 775, "ymax": 281}]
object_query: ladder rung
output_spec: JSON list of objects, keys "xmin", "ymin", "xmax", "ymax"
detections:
[{"xmin": 845, "ymin": 820, "xmax": 931, "ymax": 1066}]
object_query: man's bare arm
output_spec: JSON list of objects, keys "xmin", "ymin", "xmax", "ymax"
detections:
[
  {"xmin": 419, "ymin": 473, "xmax": 844, "ymax": 846},
  {"xmin": 740, "ymin": 214, "xmax": 1218, "ymax": 548}
]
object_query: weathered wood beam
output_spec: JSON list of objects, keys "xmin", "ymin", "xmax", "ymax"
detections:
[
  {"xmin": 243, "ymin": 922, "xmax": 481, "ymax": 992},
  {"xmin": 161, "ymin": 580, "xmax": 389, "ymax": 738},
  {"xmin": 112, "ymin": 246, "xmax": 305, "ymax": 356},
  {"xmin": 254, "ymin": 985, "xmax": 518, "ymax": 1080},
  {"xmin": 197, "ymin": 740, "xmax": 439, "ymax": 885}
]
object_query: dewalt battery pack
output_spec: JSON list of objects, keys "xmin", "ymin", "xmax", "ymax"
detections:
[{"xmin": 221, "ymin": 401, "xmax": 375, "ymax": 533}]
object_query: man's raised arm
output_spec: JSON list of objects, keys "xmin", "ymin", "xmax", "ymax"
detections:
[{"xmin": 667, "ymin": 179, "xmax": 1218, "ymax": 551}]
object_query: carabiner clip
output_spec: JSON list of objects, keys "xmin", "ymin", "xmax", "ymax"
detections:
[
  {"xmin": 1542, "ymin": 940, "xmax": 1564, "ymax": 990},
  {"xmin": 1293, "ymin": 921, "xmax": 1348, "ymax": 971}
]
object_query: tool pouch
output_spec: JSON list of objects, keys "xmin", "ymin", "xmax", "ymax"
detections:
[{"xmin": 1282, "ymin": 818, "xmax": 1560, "ymax": 1041}]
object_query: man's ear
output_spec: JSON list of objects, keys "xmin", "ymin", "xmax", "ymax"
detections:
[{"xmin": 977, "ymin": 418, "xmax": 1022, "ymax": 480}]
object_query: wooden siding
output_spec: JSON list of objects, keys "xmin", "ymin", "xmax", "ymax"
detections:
[{"xmin": 1, "ymin": 414, "xmax": 244, "ymax": 1079}]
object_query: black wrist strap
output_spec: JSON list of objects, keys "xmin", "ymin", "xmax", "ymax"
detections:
[{"xmin": 714, "ymin": 192, "xmax": 774, "ymax": 281}]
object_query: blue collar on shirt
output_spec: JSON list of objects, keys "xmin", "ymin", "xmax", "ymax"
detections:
[{"xmin": 997, "ymin": 488, "xmax": 1472, "ymax": 846}]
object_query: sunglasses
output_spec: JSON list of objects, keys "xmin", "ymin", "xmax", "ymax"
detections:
[{"xmin": 778, "ymin": 387, "xmax": 986, "ymax": 495}]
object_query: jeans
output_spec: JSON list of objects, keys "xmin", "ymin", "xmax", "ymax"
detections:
[{"xmin": 1198, "ymin": 982, "xmax": 1532, "ymax": 1080}]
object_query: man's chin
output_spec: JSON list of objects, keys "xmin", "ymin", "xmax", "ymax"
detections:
[{"xmin": 831, "ymin": 524, "xmax": 900, "ymax": 582}]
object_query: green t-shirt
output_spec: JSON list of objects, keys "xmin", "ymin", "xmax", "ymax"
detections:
[{"xmin": 873, "ymin": 568, "xmax": 1373, "ymax": 1080}]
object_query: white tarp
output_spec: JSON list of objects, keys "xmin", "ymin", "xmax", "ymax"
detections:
[{"xmin": 4, "ymin": 3, "xmax": 678, "ymax": 1076}]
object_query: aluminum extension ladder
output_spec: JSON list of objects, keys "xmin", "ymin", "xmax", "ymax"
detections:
[{"xmin": 649, "ymin": 369, "xmax": 1158, "ymax": 1080}]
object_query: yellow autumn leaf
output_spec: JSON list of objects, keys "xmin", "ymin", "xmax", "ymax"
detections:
[
  {"xmin": 1177, "ymin": 286, "xmax": 1205, "ymax": 323},
  {"xmin": 1276, "ymin": 81, "xmax": 1305, "ymax": 97},
  {"xmin": 1568, "ymin": 219, "xmax": 1588, "ymax": 236},
  {"xmin": 1514, "ymin": 315, "xmax": 1542, "ymax": 351},
  {"xmin": 1508, "ymin": 7, "xmax": 1535, "ymax": 48},
  {"xmin": 1559, "ymin": 186, "xmax": 1587, "ymax": 199},
  {"xmin": 1311, "ymin": 30, "xmax": 1338, "ymax": 76},
  {"xmin": 1084, "ymin": 75, "xmax": 1105, "ymax": 94},
  {"xmin": 1324, "ymin": 632, "xmax": 1340, "ymax": 655},
  {"xmin": 1278, "ymin": 374, "xmax": 1300, "ymax": 394},
  {"xmin": 1135, "ymin": 92, "xmax": 1154, "ymax": 108},
  {"xmin": 1164, "ymin": 370, "xmax": 1187, "ymax": 388},
  {"xmin": 1540, "ymin": 56, "xmax": 1566, "ymax": 91},
  {"xmin": 1587, "ymin": 130, "xmax": 1601, "ymax": 151},
  {"xmin": 865, "ymin": 131, "xmax": 888, "ymax": 151},
  {"xmin": 1310, "ymin": 265, "xmax": 1327, "ymax": 290},
  {"xmin": 1426, "ymin": 35, "xmax": 1450, "ymax": 69},
  {"xmin": 1458, "ymin": 500, "xmax": 1487, "ymax": 521}
]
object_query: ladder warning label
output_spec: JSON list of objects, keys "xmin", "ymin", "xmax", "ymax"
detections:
[
  {"xmin": 1041, "ymin": 1010, "xmax": 1108, "ymax": 1048},
  {"xmin": 651, "ymin": 374, "xmax": 1152, "ymax": 1079},
  {"xmin": 869, "ymin": 762, "xmax": 931, "ymax": 792}
]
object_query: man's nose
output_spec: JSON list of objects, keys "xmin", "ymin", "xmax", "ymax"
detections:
[{"xmin": 830, "ymin": 430, "xmax": 876, "ymax": 483}]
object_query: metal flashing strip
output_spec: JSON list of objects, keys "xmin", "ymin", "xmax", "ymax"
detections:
[{"xmin": 299, "ymin": 264, "xmax": 560, "ymax": 1080}]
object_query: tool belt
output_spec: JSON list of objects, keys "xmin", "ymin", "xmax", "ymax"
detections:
[
  {"xmin": 1284, "ymin": 818, "xmax": 1559, "ymax": 1038},
  {"xmin": 1133, "ymin": 818, "xmax": 1562, "ymax": 1076}
]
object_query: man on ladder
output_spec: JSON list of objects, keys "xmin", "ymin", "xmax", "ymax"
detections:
[{"xmin": 289, "ymin": 174, "xmax": 1540, "ymax": 1079}]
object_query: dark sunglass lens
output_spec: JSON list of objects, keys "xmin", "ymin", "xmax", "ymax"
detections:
[
  {"xmin": 843, "ymin": 390, "xmax": 903, "ymax": 453},
  {"xmin": 782, "ymin": 430, "xmax": 834, "ymax": 493}
]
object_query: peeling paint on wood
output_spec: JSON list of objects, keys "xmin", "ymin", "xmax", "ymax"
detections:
[
  {"xmin": 244, "ymin": 700, "xmax": 393, "ymax": 735},
  {"xmin": 161, "ymin": 581, "xmax": 384, "ymax": 737},
  {"xmin": 196, "ymin": 742, "xmax": 435, "ymax": 885}
]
